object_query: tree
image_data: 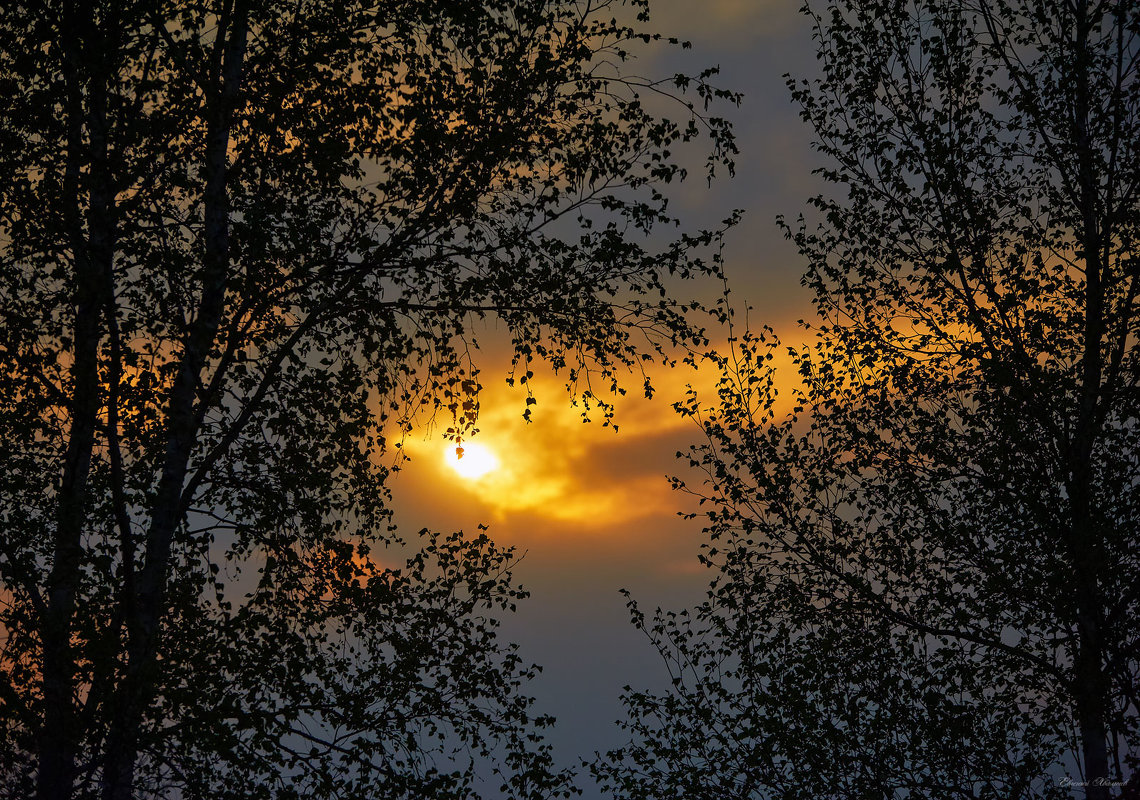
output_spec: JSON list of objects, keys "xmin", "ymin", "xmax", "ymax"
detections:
[
  {"xmin": 595, "ymin": 1, "xmax": 1139, "ymax": 798},
  {"xmin": 0, "ymin": 1, "xmax": 737, "ymax": 798}
]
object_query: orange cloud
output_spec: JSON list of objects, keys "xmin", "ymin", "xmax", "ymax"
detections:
[
  {"xmin": 395, "ymin": 367, "xmax": 691, "ymax": 527},
  {"xmin": 387, "ymin": 336, "xmax": 803, "ymax": 534}
]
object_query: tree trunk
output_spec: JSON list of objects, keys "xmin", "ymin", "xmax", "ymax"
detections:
[
  {"xmin": 1074, "ymin": 581, "xmax": 1110, "ymax": 800},
  {"xmin": 1069, "ymin": 2, "xmax": 1112, "ymax": 795},
  {"xmin": 98, "ymin": 6, "xmax": 248, "ymax": 798},
  {"xmin": 38, "ymin": 4, "xmax": 115, "ymax": 797}
]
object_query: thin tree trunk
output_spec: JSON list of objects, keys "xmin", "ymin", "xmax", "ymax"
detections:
[
  {"xmin": 98, "ymin": 5, "xmax": 248, "ymax": 798},
  {"xmin": 1069, "ymin": 3, "xmax": 1111, "ymax": 796},
  {"xmin": 38, "ymin": 4, "xmax": 115, "ymax": 798}
]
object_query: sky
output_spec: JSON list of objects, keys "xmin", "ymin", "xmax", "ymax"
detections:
[{"xmin": 387, "ymin": 2, "xmax": 824, "ymax": 795}]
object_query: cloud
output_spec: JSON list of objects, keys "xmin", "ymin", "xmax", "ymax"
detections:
[
  {"xmin": 647, "ymin": 0, "xmax": 803, "ymax": 46},
  {"xmin": 393, "ymin": 364, "xmax": 701, "ymax": 528},
  {"xmin": 385, "ymin": 334, "xmax": 805, "ymax": 540}
]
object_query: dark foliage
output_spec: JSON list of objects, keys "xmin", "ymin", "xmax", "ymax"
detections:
[
  {"xmin": 0, "ymin": 1, "xmax": 737, "ymax": 797},
  {"xmin": 596, "ymin": 2, "xmax": 1139, "ymax": 798}
]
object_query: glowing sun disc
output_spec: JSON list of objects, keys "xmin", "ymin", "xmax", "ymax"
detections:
[{"xmin": 447, "ymin": 440, "xmax": 500, "ymax": 480}]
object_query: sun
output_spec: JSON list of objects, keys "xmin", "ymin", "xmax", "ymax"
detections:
[{"xmin": 445, "ymin": 440, "xmax": 500, "ymax": 480}]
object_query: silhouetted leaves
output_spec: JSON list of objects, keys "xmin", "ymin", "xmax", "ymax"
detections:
[
  {"xmin": 597, "ymin": 2, "xmax": 1139, "ymax": 798},
  {"xmin": 0, "ymin": 1, "xmax": 736, "ymax": 798}
]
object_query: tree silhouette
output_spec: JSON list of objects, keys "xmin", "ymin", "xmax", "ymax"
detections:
[
  {"xmin": 596, "ymin": 1, "xmax": 1138, "ymax": 798},
  {"xmin": 0, "ymin": 1, "xmax": 737, "ymax": 798}
]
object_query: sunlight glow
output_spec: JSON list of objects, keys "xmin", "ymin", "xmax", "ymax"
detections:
[
  {"xmin": 391, "ymin": 360, "xmax": 760, "ymax": 525},
  {"xmin": 446, "ymin": 440, "xmax": 500, "ymax": 480}
]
